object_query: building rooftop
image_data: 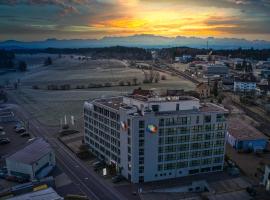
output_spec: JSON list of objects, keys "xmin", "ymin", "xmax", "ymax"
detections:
[
  {"xmin": 234, "ymin": 74, "xmax": 257, "ymax": 83},
  {"xmin": 199, "ymin": 103, "xmax": 228, "ymax": 113},
  {"xmin": 228, "ymin": 118, "xmax": 267, "ymax": 141},
  {"xmin": 7, "ymin": 138, "xmax": 52, "ymax": 165},
  {"xmin": 95, "ymin": 97, "xmax": 124, "ymax": 110},
  {"xmin": 7, "ymin": 187, "xmax": 63, "ymax": 200}
]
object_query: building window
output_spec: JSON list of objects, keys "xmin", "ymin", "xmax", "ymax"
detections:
[
  {"xmin": 176, "ymin": 104, "xmax": 179, "ymax": 111},
  {"xmin": 159, "ymin": 119, "xmax": 164, "ymax": 126},
  {"xmin": 139, "ymin": 166, "xmax": 144, "ymax": 173},
  {"xmin": 139, "ymin": 120, "xmax": 145, "ymax": 129},
  {"xmin": 204, "ymin": 115, "xmax": 211, "ymax": 123},
  {"xmin": 152, "ymin": 105, "xmax": 159, "ymax": 112},
  {"xmin": 139, "ymin": 139, "xmax": 144, "ymax": 147},
  {"xmin": 139, "ymin": 157, "xmax": 144, "ymax": 165},
  {"xmin": 196, "ymin": 116, "xmax": 200, "ymax": 124},
  {"xmin": 139, "ymin": 149, "xmax": 144, "ymax": 156},
  {"xmin": 139, "ymin": 176, "xmax": 144, "ymax": 183}
]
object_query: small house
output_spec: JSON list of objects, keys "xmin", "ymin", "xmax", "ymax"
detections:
[{"xmin": 196, "ymin": 82, "xmax": 211, "ymax": 99}]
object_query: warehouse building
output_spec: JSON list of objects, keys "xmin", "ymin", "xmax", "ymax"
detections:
[
  {"xmin": 227, "ymin": 118, "xmax": 268, "ymax": 152},
  {"xmin": 6, "ymin": 138, "xmax": 55, "ymax": 180},
  {"xmin": 84, "ymin": 89, "xmax": 228, "ymax": 183},
  {"xmin": 203, "ymin": 64, "xmax": 228, "ymax": 77}
]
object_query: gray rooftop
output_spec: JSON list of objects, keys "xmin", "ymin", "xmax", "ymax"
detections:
[
  {"xmin": 7, "ymin": 138, "xmax": 52, "ymax": 165},
  {"xmin": 7, "ymin": 187, "xmax": 63, "ymax": 200}
]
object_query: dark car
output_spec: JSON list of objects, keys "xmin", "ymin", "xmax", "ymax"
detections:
[
  {"xmin": 0, "ymin": 126, "xmax": 3, "ymax": 131},
  {"xmin": 14, "ymin": 123, "xmax": 23, "ymax": 129},
  {"xmin": 15, "ymin": 127, "xmax": 26, "ymax": 133},
  {"xmin": 0, "ymin": 138, "xmax": 10, "ymax": 145},
  {"xmin": 93, "ymin": 161, "xmax": 106, "ymax": 171},
  {"xmin": 112, "ymin": 175, "xmax": 124, "ymax": 183},
  {"xmin": 20, "ymin": 132, "xmax": 30, "ymax": 137}
]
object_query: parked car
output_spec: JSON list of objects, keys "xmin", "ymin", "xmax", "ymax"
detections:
[
  {"xmin": 0, "ymin": 171, "xmax": 7, "ymax": 179},
  {"xmin": 14, "ymin": 122, "xmax": 23, "ymax": 129},
  {"xmin": 20, "ymin": 132, "xmax": 30, "ymax": 137},
  {"xmin": 112, "ymin": 175, "xmax": 124, "ymax": 183},
  {"xmin": 0, "ymin": 131, "xmax": 6, "ymax": 136},
  {"xmin": 0, "ymin": 126, "xmax": 3, "ymax": 131},
  {"xmin": 93, "ymin": 161, "xmax": 105, "ymax": 171},
  {"xmin": 15, "ymin": 127, "xmax": 26, "ymax": 133},
  {"xmin": 0, "ymin": 138, "xmax": 10, "ymax": 145}
]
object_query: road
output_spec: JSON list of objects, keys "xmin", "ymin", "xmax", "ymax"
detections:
[{"xmin": 7, "ymin": 93, "xmax": 127, "ymax": 200}]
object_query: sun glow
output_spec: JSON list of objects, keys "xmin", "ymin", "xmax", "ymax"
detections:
[{"xmin": 90, "ymin": 2, "xmax": 240, "ymax": 38}]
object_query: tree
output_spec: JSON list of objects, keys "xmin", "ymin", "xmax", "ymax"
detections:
[
  {"xmin": 18, "ymin": 61, "xmax": 27, "ymax": 71},
  {"xmin": 44, "ymin": 57, "xmax": 52, "ymax": 66},
  {"xmin": 213, "ymin": 80, "xmax": 219, "ymax": 97},
  {"xmin": 132, "ymin": 77, "xmax": 138, "ymax": 86},
  {"xmin": 154, "ymin": 72, "xmax": 160, "ymax": 83}
]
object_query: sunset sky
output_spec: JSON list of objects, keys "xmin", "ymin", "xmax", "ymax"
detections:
[{"xmin": 0, "ymin": 0, "xmax": 270, "ymax": 41}]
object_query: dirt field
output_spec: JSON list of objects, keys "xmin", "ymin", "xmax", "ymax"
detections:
[{"xmin": 3, "ymin": 54, "xmax": 195, "ymax": 127}]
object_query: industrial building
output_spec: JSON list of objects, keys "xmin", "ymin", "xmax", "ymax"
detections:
[
  {"xmin": 6, "ymin": 138, "xmax": 55, "ymax": 180},
  {"xmin": 7, "ymin": 187, "xmax": 63, "ymax": 200},
  {"xmin": 84, "ymin": 89, "xmax": 228, "ymax": 183},
  {"xmin": 203, "ymin": 64, "xmax": 228, "ymax": 77},
  {"xmin": 226, "ymin": 118, "xmax": 268, "ymax": 152}
]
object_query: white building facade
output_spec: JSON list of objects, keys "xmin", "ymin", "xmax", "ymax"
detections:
[
  {"xmin": 84, "ymin": 92, "xmax": 228, "ymax": 183},
  {"xmin": 233, "ymin": 81, "xmax": 256, "ymax": 92}
]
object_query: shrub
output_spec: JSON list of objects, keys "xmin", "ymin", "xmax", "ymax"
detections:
[{"xmin": 161, "ymin": 75, "xmax": 167, "ymax": 80}]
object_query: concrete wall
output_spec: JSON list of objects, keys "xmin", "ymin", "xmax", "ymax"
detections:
[
  {"xmin": 6, "ymin": 159, "xmax": 33, "ymax": 179},
  {"xmin": 32, "ymin": 152, "xmax": 56, "ymax": 177}
]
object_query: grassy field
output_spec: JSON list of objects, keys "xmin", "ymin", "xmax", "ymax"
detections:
[{"xmin": 5, "ymin": 54, "xmax": 195, "ymax": 127}]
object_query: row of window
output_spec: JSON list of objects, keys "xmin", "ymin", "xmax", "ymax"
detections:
[
  {"xmin": 159, "ymin": 114, "xmax": 226, "ymax": 127},
  {"xmin": 93, "ymin": 105, "xmax": 120, "ymax": 121},
  {"xmin": 158, "ymin": 148, "xmax": 224, "ymax": 162},
  {"xmin": 158, "ymin": 132, "xmax": 225, "ymax": 144},
  {"xmin": 158, "ymin": 157, "xmax": 223, "ymax": 171},
  {"xmin": 158, "ymin": 140, "xmax": 225, "ymax": 153}
]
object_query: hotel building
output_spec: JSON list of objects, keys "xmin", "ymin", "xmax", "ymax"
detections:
[{"xmin": 84, "ymin": 89, "xmax": 228, "ymax": 183}]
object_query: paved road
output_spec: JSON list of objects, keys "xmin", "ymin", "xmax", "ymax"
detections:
[{"xmin": 7, "ymin": 94, "xmax": 127, "ymax": 200}]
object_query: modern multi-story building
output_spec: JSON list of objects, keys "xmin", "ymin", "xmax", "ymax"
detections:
[{"xmin": 84, "ymin": 89, "xmax": 228, "ymax": 183}]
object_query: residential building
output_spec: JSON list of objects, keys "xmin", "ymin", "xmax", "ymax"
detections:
[
  {"xmin": 84, "ymin": 89, "xmax": 228, "ymax": 183},
  {"xmin": 6, "ymin": 138, "xmax": 55, "ymax": 180},
  {"xmin": 196, "ymin": 82, "xmax": 211, "ymax": 99},
  {"xmin": 227, "ymin": 118, "xmax": 268, "ymax": 152},
  {"xmin": 233, "ymin": 74, "xmax": 257, "ymax": 92}
]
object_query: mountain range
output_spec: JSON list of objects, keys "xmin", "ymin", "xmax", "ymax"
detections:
[{"xmin": 1, "ymin": 34, "xmax": 270, "ymax": 49}]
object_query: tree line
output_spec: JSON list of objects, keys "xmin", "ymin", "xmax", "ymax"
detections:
[{"xmin": 158, "ymin": 47, "xmax": 270, "ymax": 60}]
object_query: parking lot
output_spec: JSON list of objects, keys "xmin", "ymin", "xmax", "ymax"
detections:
[{"xmin": 0, "ymin": 121, "xmax": 32, "ymax": 158}]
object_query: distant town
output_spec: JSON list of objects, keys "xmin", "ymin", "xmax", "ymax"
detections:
[{"xmin": 0, "ymin": 45, "xmax": 270, "ymax": 200}]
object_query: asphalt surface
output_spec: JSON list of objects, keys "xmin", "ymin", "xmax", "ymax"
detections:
[{"xmin": 6, "ymin": 94, "xmax": 127, "ymax": 200}]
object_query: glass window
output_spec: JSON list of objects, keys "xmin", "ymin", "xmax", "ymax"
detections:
[
  {"xmin": 139, "ymin": 120, "xmax": 144, "ymax": 129},
  {"xmin": 204, "ymin": 115, "xmax": 211, "ymax": 123}
]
